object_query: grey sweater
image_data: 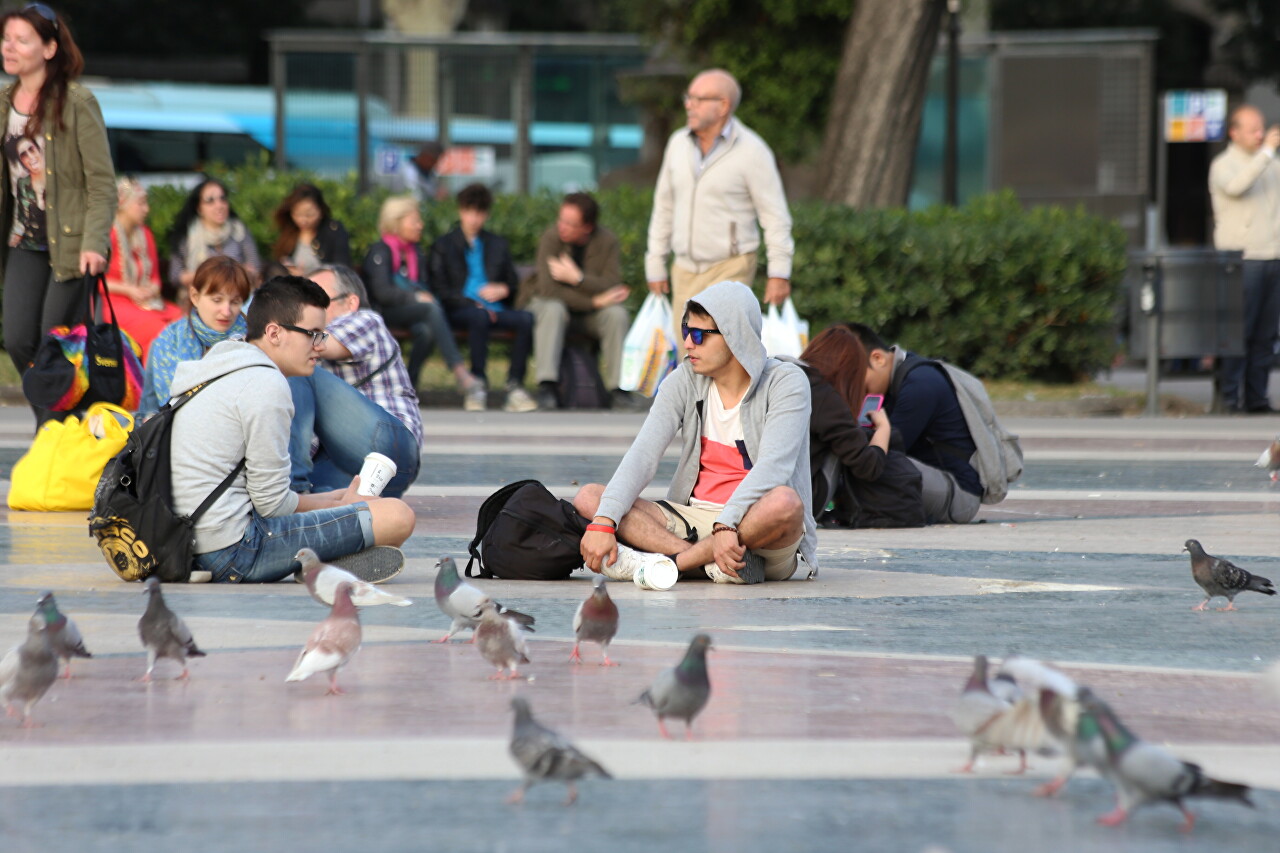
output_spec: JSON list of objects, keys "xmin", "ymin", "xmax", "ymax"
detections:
[
  {"xmin": 596, "ymin": 280, "xmax": 817, "ymax": 571},
  {"xmin": 169, "ymin": 340, "xmax": 300, "ymax": 554}
]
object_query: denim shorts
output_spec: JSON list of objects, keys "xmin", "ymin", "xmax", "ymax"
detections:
[{"xmin": 194, "ymin": 503, "xmax": 374, "ymax": 583}]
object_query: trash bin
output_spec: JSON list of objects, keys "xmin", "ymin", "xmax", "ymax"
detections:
[{"xmin": 1127, "ymin": 248, "xmax": 1244, "ymax": 360}]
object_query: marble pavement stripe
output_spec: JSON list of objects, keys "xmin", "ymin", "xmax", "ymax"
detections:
[{"xmin": 2, "ymin": 739, "xmax": 1277, "ymax": 789}]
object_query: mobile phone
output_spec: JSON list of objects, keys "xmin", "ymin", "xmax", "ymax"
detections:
[{"xmin": 857, "ymin": 394, "xmax": 884, "ymax": 427}]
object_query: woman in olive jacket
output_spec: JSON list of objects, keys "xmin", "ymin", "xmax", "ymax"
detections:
[{"xmin": 0, "ymin": 5, "xmax": 115, "ymax": 393}]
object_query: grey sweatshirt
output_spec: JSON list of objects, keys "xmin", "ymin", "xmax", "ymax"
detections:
[
  {"xmin": 596, "ymin": 280, "xmax": 817, "ymax": 570},
  {"xmin": 168, "ymin": 340, "xmax": 300, "ymax": 554}
]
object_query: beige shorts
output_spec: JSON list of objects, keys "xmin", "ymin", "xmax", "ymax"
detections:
[{"xmin": 656, "ymin": 500, "xmax": 801, "ymax": 581}]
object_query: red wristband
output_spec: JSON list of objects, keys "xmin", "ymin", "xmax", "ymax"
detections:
[{"xmin": 586, "ymin": 523, "xmax": 616, "ymax": 534}]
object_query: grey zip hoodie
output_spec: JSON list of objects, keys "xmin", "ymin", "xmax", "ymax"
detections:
[
  {"xmin": 168, "ymin": 340, "xmax": 299, "ymax": 554},
  {"xmin": 596, "ymin": 280, "xmax": 817, "ymax": 572}
]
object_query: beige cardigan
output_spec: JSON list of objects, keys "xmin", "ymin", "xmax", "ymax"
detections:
[{"xmin": 1208, "ymin": 142, "xmax": 1280, "ymax": 260}]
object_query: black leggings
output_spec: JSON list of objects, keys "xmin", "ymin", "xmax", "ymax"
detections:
[{"xmin": 3, "ymin": 247, "xmax": 84, "ymax": 375}]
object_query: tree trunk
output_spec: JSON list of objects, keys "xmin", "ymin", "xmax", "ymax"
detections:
[{"xmin": 818, "ymin": 0, "xmax": 944, "ymax": 208}]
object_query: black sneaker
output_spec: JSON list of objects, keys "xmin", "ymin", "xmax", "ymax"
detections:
[
  {"xmin": 331, "ymin": 546, "xmax": 405, "ymax": 584},
  {"xmin": 535, "ymin": 383, "xmax": 559, "ymax": 411},
  {"xmin": 609, "ymin": 388, "xmax": 648, "ymax": 412}
]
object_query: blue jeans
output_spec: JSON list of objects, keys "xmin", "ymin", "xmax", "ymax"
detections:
[
  {"xmin": 1221, "ymin": 259, "xmax": 1280, "ymax": 410},
  {"xmin": 193, "ymin": 504, "xmax": 373, "ymax": 583},
  {"xmin": 288, "ymin": 366, "xmax": 421, "ymax": 497}
]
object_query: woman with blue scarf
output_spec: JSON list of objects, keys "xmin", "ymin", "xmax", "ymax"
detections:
[{"xmin": 139, "ymin": 256, "xmax": 252, "ymax": 416}]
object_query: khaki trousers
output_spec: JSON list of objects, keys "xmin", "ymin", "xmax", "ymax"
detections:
[
  {"xmin": 670, "ymin": 252, "xmax": 757, "ymax": 336},
  {"xmin": 528, "ymin": 297, "xmax": 630, "ymax": 390}
]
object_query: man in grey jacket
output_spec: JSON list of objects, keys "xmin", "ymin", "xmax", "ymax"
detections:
[
  {"xmin": 169, "ymin": 276, "xmax": 416, "ymax": 583},
  {"xmin": 574, "ymin": 280, "xmax": 816, "ymax": 585}
]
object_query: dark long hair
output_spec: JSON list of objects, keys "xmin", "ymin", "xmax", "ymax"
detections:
[
  {"xmin": 271, "ymin": 183, "xmax": 331, "ymax": 260},
  {"xmin": 800, "ymin": 326, "xmax": 870, "ymax": 416},
  {"xmin": 1, "ymin": 5, "xmax": 85, "ymax": 137},
  {"xmin": 168, "ymin": 178, "xmax": 241, "ymax": 252}
]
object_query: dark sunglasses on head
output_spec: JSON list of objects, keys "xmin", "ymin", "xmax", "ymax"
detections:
[
  {"xmin": 681, "ymin": 324, "xmax": 722, "ymax": 346},
  {"xmin": 23, "ymin": 3, "xmax": 57, "ymax": 29}
]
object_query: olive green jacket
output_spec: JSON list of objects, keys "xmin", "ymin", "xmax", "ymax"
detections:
[{"xmin": 0, "ymin": 82, "xmax": 116, "ymax": 282}]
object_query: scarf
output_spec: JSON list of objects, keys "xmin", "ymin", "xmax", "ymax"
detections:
[
  {"xmin": 185, "ymin": 217, "xmax": 248, "ymax": 273},
  {"xmin": 144, "ymin": 309, "xmax": 247, "ymax": 411},
  {"xmin": 111, "ymin": 218, "xmax": 154, "ymax": 289},
  {"xmin": 380, "ymin": 232, "xmax": 419, "ymax": 283}
]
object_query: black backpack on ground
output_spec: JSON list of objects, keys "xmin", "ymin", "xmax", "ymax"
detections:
[
  {"xmin": 815, "ymin": 440, "xmax": 926, "ymax": 530},
  {"xmin": 89, "ymin": 369, "xmax": 252, "ymax": 582},
  {"xmin": 557, "ymin": 344, "xmax": 608, "ymax": 409},
  {"xmin": 466, "ymin": 479, "xmax": 589, "ymax": 580}
]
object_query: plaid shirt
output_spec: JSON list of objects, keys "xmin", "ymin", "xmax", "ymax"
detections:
[{"xmin": 324, "ymin": 309, "xmax": 424, "ymax": 448}]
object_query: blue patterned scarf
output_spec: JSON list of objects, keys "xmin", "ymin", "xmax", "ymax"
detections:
[{"xmin": 139, "ymin": 310, "xmax": 247, "ymax": 415}]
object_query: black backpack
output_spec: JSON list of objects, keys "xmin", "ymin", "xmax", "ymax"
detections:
[
  {"xmin": 465, "ymin": 479, "xmax": 589, "ymax": 580},
  {"xmin": 557, "ymin": 344, "xmax": 608, "ymax": 409},
  {"xmin": 88, "ymin": 369, "xmax": 251, "ymax": 582}
]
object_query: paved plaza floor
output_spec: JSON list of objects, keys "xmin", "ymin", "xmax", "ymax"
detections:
[{"xmin": 0, "ymin": 401, "xmax": 1278, "ymax": 852}]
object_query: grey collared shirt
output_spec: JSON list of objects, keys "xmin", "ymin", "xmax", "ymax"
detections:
[{"xmin": 689, "ymin": 118, "xmax": 735, "ymax": 176}]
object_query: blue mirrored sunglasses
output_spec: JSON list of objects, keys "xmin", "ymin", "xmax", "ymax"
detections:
[
  {"xmin": 23, "ymin": 3, "xmax": 58, "ymax": 29},
  {"xmin": 681, "ymin": 324, "xmax": 722, "ymax": 346}
]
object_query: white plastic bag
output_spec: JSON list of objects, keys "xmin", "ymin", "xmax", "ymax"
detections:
[
  {"xmin": 761, "ymin": 298, "xmax": 806, "ymax": 358},
  {"xmin": 619, "ymin": 293, "xmax": 677, "ymax": 396}
]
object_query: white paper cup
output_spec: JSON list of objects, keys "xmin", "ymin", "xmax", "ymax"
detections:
[
  {"xmin": 633, "ymin": 557, "xmax": 678, "ymax": 591},
  {"xmin": 356, "ymin": 452, "xmax": 397, "ymax": 497}
]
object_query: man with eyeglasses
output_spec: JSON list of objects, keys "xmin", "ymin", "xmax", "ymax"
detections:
[
  {"xmin": 167, "ymin": 276, "xmax": 416, "ymax": 584},
  {"xmin": 285, "ymin": 265, "xmax": 423, "ymax": 497},
  {"xmin": 573, "ymin": 280, "xmax": 817, "ymax": 586},
  {"xmin": 645, "ymin": 69, "xmax": 794, "ymax": 335}
]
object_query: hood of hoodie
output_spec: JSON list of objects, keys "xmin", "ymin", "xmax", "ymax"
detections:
[
  {"xmin": 169, "ymin": 339, "xmax": 277, "ymax": 397},
  {"xmin": 685, "ymin": 280, "xmax": 767, "ymax": 393}
]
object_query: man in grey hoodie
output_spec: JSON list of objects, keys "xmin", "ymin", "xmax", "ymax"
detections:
[
  {"xmin": 574, "ymin": 280, "xmax": 816, "ymax": 584},
  {"xmin": 169, "ymin": 276, "xmax": 416, "ymax": 583}
]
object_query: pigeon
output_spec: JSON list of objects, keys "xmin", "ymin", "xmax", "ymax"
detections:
[
  {"xmin": 1255, "ymin": 435, "xmax": 1280, "ymax": 482},
  {"xmin": 34, "ymin": 592, "xmax": 92, "ymax": 679},
  {"xmin": 286, "ymin": 581, "xmax": 362, "ymax": 695},
  {"xmin": 475, "ymin": 600, "xmax": 531, "ymax": 680},
  {"xmin": 949, "ymin": 655, "xmax": 1048, "ymax": 774},
  {"xmin": 507, "ymin": 696, "xmax": 611, "ymax": 805},
  {"xmin": 137, "ymin": 576, "xmax": 206, "ymax": 681},
  {"xmin": 0, "ymin": 613, "xmax": 58, "ymax": 727},
  {"xmin": 1183, "ymin": 539, "xmax": 1275, "ymax": 612},
  {"xmin": 1080, "ymin": 687, "xmax": 1253, "ymax": 833},
  {"xmin": 571, "ymin": 575, "xmax": 619, "ymax": 666},
  {"xmin": 433, "ymin": 556, "xmax": 535, "ymax": 643},
  {"xmin": 637, "ymin": 634, "xmax": 712, "ymax": 739},
  {"xmin": 296, "ymin": 547, "xmax": 411, "ymax": 608}
]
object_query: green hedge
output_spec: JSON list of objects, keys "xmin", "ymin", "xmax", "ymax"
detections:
[{"xmin": 144, "ymin": 158, "xmax": 1126, "ymax": 381}]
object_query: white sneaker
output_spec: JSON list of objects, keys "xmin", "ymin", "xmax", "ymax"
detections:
[
  {"xmin": 464, "ymin": 381, "xmax": 488, "ymax": 412},
  {"xmin": 605, "ymin": 544, "xmax": 678, "ymax": 589},
  {"xmin": 503, "ymin": 383, "xmax": 538, "ymax": 413}
]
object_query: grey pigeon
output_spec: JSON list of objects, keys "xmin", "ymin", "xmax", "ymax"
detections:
[
  {"xmin": 637, "ymin": 634, "xmax": 712, "ymax": 739},
  {"xmin": 508, "ymin": 696, "xmax": 611, "ymax": 805},
  {"xmin": 296, "ymin": 547, "xmax": 411, "ymax": 608},
  {"xmin": 1255, "ymin": 435, "xmax": 1280, "ymax": 482},
  {"xmin": 1184, "ymin": 539, "xmax": 1275, "ymax": 612},
  {"xmin": 571, "ymin": 575, "xmax": 619, "ymax": 666},
  {"xmin": 35, "ymin": 592, "xmax": 92, "ymax": 679},
  {"xmin": 475, "ymin": 600, "xmax": 531, "ymax": 680},
  {"xmin": 949, "ymin": 655, "xmax": 1048, "ymax": 774},
  {"xmin": 0, "ymin": 613, "xmax": 58, "ymax": 727},
  {"xmin": 286, "ymin": 581, "xmax": 362, "ymax": 695},
  {"xmin": 433, "ymin": 556, "xmax": 535, "ymax": 643},
  {"xmin": 1080, "ymin": 687, "xmax": 1252, "ymax": 833},
  {"xmin": 137, "ymin": 576, "xmax": 206, "ymax": 681}
]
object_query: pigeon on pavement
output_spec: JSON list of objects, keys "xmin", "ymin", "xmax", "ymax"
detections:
[
  {"xmin": 1080, "ymin": 687, "xmax": 1253, "ymax": 833},
  {"xmin": 949, "ymin": 655, "xmax": 1049, "ymax": 774},
  {"xmin": 1183, "ymin": 539, "xmax": 1276, "ymax": 612},
  {"xmin": 571, "ymin": 575, "xmax": 619, "ymax": 666},
  {"xmin": 507, "ymin": 696, "xmax": 611, "ymax": 805},
  {"xmin": 475, "ymin": 600, "xmax": 531, "ymax": 680},
  {"xmin": 1255, "ymin": 435, "xmax": 1280, "ymax": 482},
  {"xmin": 995, "ymin": 657, "xmax": 1102, "ymax": 797},
  {"xmin": 0, "ymin": 613, "xmax": 58, "ymax": 727},
  {"xmin": 34, "ymin": 592, "xmax": 92, "ymax": 679},
  {"xmin": 637, "ymin": 634, "xmax": 712, "ymax": 739},
  {"xmin": 286, "ymin": 581, "xmax": 362, "ymax": 695},
  {"xmin": 433, "ymin": 556, "xmax": 535, "ymax": 643},
  {"xmin": 296, "ymin": 547, "xmax": 411, "ymax": 608},
  {"xmin": 137, "ymin": 576, "xmax": 206, "ymax": 681}
]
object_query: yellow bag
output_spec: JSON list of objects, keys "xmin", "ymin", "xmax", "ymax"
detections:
[{"xmin": 8, "ymin": 403, "xmax": 134, "ymax": 512}]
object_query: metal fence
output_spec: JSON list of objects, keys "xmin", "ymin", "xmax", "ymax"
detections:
[{"xmin": 266, "ymin": 30, "xmax": 647, "ymax": 195}]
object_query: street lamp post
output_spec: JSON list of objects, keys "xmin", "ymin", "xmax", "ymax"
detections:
[{"xmin": 943, "ymin": 0, "xmax": 961, "ymax": 206}]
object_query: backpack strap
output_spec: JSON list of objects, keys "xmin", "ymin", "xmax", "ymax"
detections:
[
  {"xmin": 189, "ymin": 459, "xmax": 246, "ymax": 522},
  {"xmin": 353, "ymin": 353, "xmax": 397, "ymax": 389}
]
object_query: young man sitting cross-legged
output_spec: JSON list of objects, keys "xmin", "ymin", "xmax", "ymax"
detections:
[{"xmin": 574, "ymin": 279, "xmax": 817, "ymax": 584}]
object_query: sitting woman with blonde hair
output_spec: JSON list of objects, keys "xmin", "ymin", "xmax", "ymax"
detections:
[{"xmin": 105, "ymin": 178, "xmax": 182, "ymax": 360}]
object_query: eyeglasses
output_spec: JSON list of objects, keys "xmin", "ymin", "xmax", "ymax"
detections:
[
  {"xmin": 280, "ymin": 323, "xmax": 329, "ymax": 348},
  {"xmin": 681, "ymin": 324, "xmax": 722, "ymax": 346},
  {"xmin": 23, "ymin": 3, "xmax": 57, "ymax": 29},
  {"xmin": 201, "ymin": 194, "xmax": 227, "ymax": 204},
  {"xmin": 683, "ymin": 92, "xmax": 725, "ymax": 104}
]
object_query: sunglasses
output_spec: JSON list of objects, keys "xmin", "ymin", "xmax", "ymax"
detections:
[
  {"xmin": 280, "ymin": 323, "xmax": 329, "ymax": 348},
  {"xmin": 23, "ymin": 3, "xmax": 57, "ymax": 29},
  {"xmin": 201, "ymin": 194, "xmax": 227, "ymax": 204},
  {"xmin": 681, "ymin": 324, "xmax": 722, "ymax": 346}
]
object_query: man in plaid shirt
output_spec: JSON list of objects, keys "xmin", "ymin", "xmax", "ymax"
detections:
[{"xmin": 286, "ymin": 265, "xmax": 423, "ymax": 497}]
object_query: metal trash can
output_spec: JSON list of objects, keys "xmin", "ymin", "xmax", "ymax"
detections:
[{"xmin": 1127, "ymin": 248, "xmax": 1244, "ymax": 360}]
